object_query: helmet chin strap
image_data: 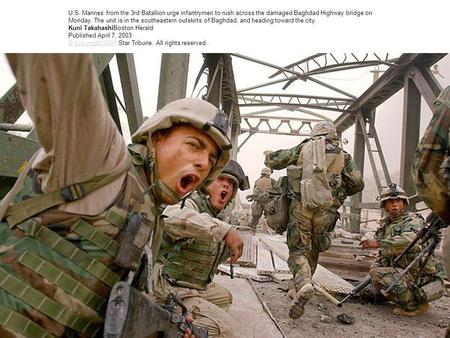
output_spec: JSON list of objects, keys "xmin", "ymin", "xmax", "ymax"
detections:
[
  {"xmin": 145, "ymin": 141, "xmax": 183, "ymax": 205},
  {"xmin": 199, "ymin": 191, "xmax": 220, "ymax": 217}
]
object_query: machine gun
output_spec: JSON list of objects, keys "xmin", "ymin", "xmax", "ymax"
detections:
[
  {"xmin": 104, "ymin": 282, "xmax": 208, "ymax": 338},
  {"xmin": 338, "ymin": 212, "xmax": 447, "ymax": 306}
]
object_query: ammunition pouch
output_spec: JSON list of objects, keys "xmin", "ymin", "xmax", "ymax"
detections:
[
  {"xmin": 319, "ymin": 233, "xmax": 332, "ymax": 252},
  {"xmin": 318, "ymin": 212, "xmax": 339, "ymax": 252},
  {"xmin": 115, "ymin": 212, "xmax": 153, "ymax": 270},
  {"xmin": 286, "ymin": 165, "xmax": 302, "ymax": 194},
  {"xmin": 265, "ymin": 176, "xmax": 291, "ymax": 234}
]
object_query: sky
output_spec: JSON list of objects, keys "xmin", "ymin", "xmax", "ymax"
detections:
[{"xmin": 1, "ymin": 53, "xmax": 449, "ymax": 202}]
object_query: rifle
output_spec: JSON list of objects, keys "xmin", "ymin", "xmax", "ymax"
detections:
[
  {"xmin": 380, "ymin": 232, "xmax": 441, "ymax": 297},
  {"xmin": 104, "ymin": 282, "xmax": 208, "ymax": 338},
  {"xmin": 338, "ymin": 212, "xmax": 447, "ymax": 306},
  {"xmin": 337, "ymin": 276, "xmax": 371, "ymax": 307}
]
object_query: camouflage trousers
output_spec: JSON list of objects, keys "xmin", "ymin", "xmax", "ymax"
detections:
[
  {"xmin": 287, "ymin": 201, "xmax": 338, "ymax": 290},
  {"xmin": 370, "ymin": 266, "xmax": 430, "ymax": 311},
  {"xmin": 153, "ymin": 263, "xmax": 234, "ymax": 337},
  {"xmin": 249, "ymin": 201, "xmax": 266, "ymax": 229}
]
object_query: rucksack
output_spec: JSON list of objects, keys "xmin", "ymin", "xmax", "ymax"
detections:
[
  {"xmin": 265, "ymin": 176, "xmax": 291, "ymax": 234},
  {"xmin": 299, "ymin": 137, "xmax": 334, "ymax": 209}
]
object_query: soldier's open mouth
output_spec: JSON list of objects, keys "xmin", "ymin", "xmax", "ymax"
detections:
[
  {"xmin": 219, "ymin": 190, "xmax": 229, "ymax": 202},
  {"xmin": 178, "ymin": 174, "xmax": 199, "ymax": 195}
]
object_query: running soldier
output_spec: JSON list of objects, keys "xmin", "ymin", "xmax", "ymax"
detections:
[{"xmin": 265, "ymin": 121, "xmax": 364, "ymax": 319}]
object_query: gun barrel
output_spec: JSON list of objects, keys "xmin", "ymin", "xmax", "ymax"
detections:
[
  {"xmin": 381, "ymin": 236, "xmax": 440, "ymax": 297},
  {"xmin": 337, "ymin": 276, "xmax": 372, "ymax": 307}
]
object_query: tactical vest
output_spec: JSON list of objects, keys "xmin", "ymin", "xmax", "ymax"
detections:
[
  {"xmin": 157, "ymin": 192, "xmax": 226, "ymax": 290},
  {"xmin": 0, "ymin": 156, "xmax": 156, "ymax": 337}
]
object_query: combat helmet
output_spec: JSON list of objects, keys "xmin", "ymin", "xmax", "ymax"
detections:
[
  {"xmin": 261, "ymin": 167, "xmax": 272, "ymax": 176},
  {"xmin": 132, "ymin": 98, "xmax": 232, "ymax": 203},
  {"xmin": 377, "ymin": 183, "xmax": 409, "ymax": 208},
  {"xmin": 310, "ymin": 121, "xmax": 338, "ymax": 139},
  {"xmin": 221, "ymin": 160, "xmax": 250, "ymax": 198}
]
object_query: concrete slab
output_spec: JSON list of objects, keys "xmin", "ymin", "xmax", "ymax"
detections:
[{"xmin": 214, "ymin": 275, "xmax": 284, "ymax": 338}]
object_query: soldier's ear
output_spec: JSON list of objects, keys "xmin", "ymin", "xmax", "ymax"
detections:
[{"xmin": 151, "ymin": 131, "xmax": 163, "ymax": 146}]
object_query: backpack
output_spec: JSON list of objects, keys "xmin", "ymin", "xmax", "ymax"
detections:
[
  {"xmin": 299, "ymin": 137, "xmax": 335, "ymax": 209},
  {"xmin": 265, "ymin": 176, "xmax": 291, "ymax": 234}
]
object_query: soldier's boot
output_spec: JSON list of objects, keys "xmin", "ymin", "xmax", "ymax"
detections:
[
  {"xmin": 289, "ymin": 283, "xmax": 314, "ymax": 319},
  {"xmin": 392, "ymin": 303, "xmax": 429, "ymax": 317}
]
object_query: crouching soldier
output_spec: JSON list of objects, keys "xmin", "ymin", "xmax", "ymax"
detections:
[
  {"xmin": 152, "ymin": 160, "xmax": 249, "ymax": 337},
  {"xmin": 0, "ymin": 54, "xmax": 231, "ymax": 337},
  {"xmin": 361, "ymin": 184, "xmax": 446, "ymax": 316}
]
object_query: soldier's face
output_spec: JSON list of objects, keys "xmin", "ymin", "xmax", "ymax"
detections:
[
  {"xmin": 384, "ymin": 198, "xmax": 406, "ymax": 218},
  {"xmin": 207, "ymin": 176, "xmax": 235, "ymax": 210},
  {"xmin": 152, "ymin": 124, "xmax": 219, "ymax": 204}
]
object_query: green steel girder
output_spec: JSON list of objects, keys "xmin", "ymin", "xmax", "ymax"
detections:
[
  {"xmin": 0, "ymin": 85, "xmax": 24, "ymax": 123},
  {"xmin": 0, "ymin": 131, "xmax": 39, "ymax": 178}
]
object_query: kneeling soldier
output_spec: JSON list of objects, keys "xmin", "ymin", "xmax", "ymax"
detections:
[{"xmin": 361, "ymin": 184, "xmax": 447, "ymax": 316}]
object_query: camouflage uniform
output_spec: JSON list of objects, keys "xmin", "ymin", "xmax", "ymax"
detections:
[
  {"xmin": 265, "ymin": 125, "xmax": 364, "ymax": 298},
  {"xmin": 0, "ymin": 55, "xmax": 231, "ymax": 337},
  {"xmin": 153, "ymin": 193, "xmax": 234, "ymax": 337},
  {"xmin": 370, "ymin": 212, "xmax": 446, "ymax": 311},
  {"xmin": 413, "ymin": 86, "xmax": 450, "ymax": 274},
  {"xmin": 249, "ymin": 168, "xmax": 277, "ymax": 230},
  {"xmin": 153, "ymin": 160, "xmax": 248, "ymax": 337}
]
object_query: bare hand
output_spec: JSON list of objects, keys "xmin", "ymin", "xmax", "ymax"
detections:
[
  {"xmin": 360, "ymin": 239, "xmax": 379, "ymax": 250},
  {"xmin": 183, "ymin": 328, "xmax": 194, "ymax": 338},
  {"xmin": 183, "ymin": 315, "xmax": 196, "ymax": 338},
  {"xmin": 224, "ymin": 229, "xmax": 244, "ymax": 263}
]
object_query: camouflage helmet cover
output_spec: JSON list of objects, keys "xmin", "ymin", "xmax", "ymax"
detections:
[
  {"xmin": 261, "ymin": 167, "xmax": 272, "ymax": 176},
  {"xmin": 310, "ymin": 121, "xmax": 338, "ymax": 138},
  {"xmin": 377, "ymin": 183, "xmax": 409, "ymax": 208},
  {"xmin": 132, "ymin": 98, "xmax": 232, "ymax": 187}
]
